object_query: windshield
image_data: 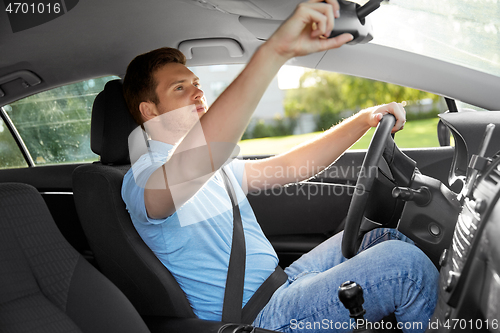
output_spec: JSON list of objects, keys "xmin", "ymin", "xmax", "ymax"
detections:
[{"xmin": 369, "ymin": 0, "xmax": 500, "ymax": 79}]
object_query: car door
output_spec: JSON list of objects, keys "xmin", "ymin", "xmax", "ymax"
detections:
[{"xmin": 245, "ymin": 146, "xmax": 455, "ymax": 267}]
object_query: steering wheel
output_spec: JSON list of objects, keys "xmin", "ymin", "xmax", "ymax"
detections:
[{"xmin": 341, "ymin": 114, "xmax": 415, "ymax": 259}]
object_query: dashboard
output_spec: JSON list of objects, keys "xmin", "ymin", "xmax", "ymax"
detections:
[{"xmin": 428, "ymin": 117, "xmax": 500, "ymax": 332}]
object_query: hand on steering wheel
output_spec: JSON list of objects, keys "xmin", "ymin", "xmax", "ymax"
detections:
[{"xmin": 341, "ymin": 114, "xmax": 416, "ymax": 259}]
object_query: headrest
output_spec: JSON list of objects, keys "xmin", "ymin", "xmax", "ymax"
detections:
[{"xmin": 91, "ymin": 79, "xmax": 139, "ymax": 165}]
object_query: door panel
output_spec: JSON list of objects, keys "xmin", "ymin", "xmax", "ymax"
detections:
[
  {"xmin": 248, "ymin": 182, "xmax": 353, "ymax": 267},
  {"xmin": 0, "ymin": 164, "xmax": 78, "ymax": 190},
  {"xmin": 248, "ymin": 146, "xmax": 455, "ymax": 267}
]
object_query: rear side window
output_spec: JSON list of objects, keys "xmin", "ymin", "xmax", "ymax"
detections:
[
  {"xmin": 1, "ymin": 76, "xmax": 119, "ymax": 167},
  {"xmin": 0, "ymin": 118, "xmax": 28, "ymax": 169}
]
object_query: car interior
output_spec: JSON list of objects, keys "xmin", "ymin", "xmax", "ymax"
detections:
[{"xmin": 1, "ymin": 0, "xmax": 500, "ymax": 332}]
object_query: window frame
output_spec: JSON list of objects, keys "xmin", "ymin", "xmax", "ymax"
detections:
[{"xmin": 0, "ymin": 106, "xmax": 34, "ymax": 167}]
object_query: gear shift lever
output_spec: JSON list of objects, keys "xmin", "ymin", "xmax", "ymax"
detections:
[{"xmin": 338, "ymin": 281, "xmax": 375, "ymax": 333}]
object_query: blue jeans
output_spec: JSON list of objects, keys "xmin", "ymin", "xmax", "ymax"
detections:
[{"xmin": 252, "ymin": 228, "xmax": 439, "ymax": 333}]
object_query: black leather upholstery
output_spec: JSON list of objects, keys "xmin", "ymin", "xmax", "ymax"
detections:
[
  {"xmin": 0, "ymin": 182, "xmax": 150, "ymax": 333},
  {"xmin": 72, "ymin": 79, "xmax": 196, "ymax": 318}
]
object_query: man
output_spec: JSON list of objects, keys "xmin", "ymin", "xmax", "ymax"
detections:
[{"xmin": 121, "ymin": 1, "xmax": 438, "ymax": 332}]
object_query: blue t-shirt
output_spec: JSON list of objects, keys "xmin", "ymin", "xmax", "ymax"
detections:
[{"xmin": 121, "ymin": 140, "xmax": 278, "ymax": 321}]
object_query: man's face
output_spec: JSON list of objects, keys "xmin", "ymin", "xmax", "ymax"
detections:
[{"xmin": 149, "ymin": 62, "xmax": 208, "ymax": 133}]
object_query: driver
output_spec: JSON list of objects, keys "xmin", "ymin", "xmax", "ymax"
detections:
[{"xmin": 121, "ymin": 1, "xmax": 438, "ymax": 332}]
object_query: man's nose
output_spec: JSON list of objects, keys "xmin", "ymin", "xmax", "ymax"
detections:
[{"xmin": 193, "ymin": 86, "xmax": 204, "ymax": 100}]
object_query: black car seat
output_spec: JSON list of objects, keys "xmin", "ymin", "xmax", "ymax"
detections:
[
  {"xmin": 0, "ymin": 182, "xmax": 150, "ymax": 333},
  {"xmin": 72, "ymin": 80, "xmax": 195, "ymax": 319}
]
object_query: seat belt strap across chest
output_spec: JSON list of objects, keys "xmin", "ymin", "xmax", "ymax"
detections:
[
  {"xmin": 220, "ymin": 167, "xmax": 246, "ymax": 323},
  {"xmin": 220, "ymin": 167, "xmax": 288, "ymax": 324}
]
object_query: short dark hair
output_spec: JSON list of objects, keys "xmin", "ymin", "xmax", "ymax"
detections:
[{"xmin": 123, "ymin": 47, "xmax": 186, "ymax": 126}]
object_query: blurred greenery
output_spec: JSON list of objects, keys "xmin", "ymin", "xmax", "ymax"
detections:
[
  {"xmin": 238, "ymin": 117, "xmax": 441, "ymax": 156},
  {"xmin": 242, "ymin": 70, "xmax": 442, "ymax": 141},
  {"xmin": 284, "ymin": 70, "xmax": 441, "ymax": 131},
  {"xmin": 242, "ymin": 115, "xmax": 297, "ymax": 140}
]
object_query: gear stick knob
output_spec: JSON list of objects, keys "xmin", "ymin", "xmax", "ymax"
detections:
[
  {"xmin": 339, "ymin": 281, "xmax": 375, "ymax": 333},
  {"xmin": 338, "ymin": 281, "xmax": 366, "ymax": 320}
]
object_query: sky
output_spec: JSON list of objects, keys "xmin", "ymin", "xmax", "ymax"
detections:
[{"xmin": 277, "ymin": 65, "xmax": 306, "ymax": 90}]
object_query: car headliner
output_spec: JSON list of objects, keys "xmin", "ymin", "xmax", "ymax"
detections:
[{"xmin": 1, "ymin": 0, "xmax": 499, "ymax": 110}]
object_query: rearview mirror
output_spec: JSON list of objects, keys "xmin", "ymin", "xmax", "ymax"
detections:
[{"xmin": 327, "ymin": 0, "xmax": 382, "ymax": 45}]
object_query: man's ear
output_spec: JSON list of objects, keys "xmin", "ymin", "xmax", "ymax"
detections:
[{"xmin": 139, "ymin": 101, "xmax": 158, "ymax": 122}]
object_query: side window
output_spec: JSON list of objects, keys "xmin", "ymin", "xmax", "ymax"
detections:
[
  {"xmin": 1, "ymin": 76, "xmax": 119, "ymax": 167},
  {"xmin": 192, "ymin": 65, "xmax": 444, "ymax": 156},
  {"xmin": 0, "ymin": 118, "xmax": 28, "ymax": 169}
]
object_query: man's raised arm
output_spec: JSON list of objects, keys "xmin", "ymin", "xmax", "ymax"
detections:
[{"xmin": 144, "ymin": 0, "xmax": 353, "ymax": 219}]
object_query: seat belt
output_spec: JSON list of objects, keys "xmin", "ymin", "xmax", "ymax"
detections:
[
  {"xmin": 220, "ymin": 167, "xmax": 288, "ymax": 324},
  {"xmin": 221, "ymin": 167, "xmax": 246, "ymax": 323}
]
